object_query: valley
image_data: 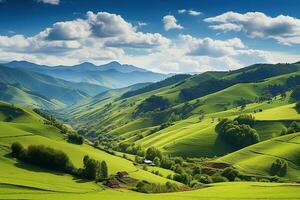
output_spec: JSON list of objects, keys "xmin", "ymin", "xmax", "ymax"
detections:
[{"xmin": 0, "ymin": 60, "xmax": 299, "ymax": 199}]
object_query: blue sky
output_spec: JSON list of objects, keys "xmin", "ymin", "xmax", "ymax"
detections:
[{"xmin": 0, "ymin": 0, "xmax": 300, "ymax": 73}]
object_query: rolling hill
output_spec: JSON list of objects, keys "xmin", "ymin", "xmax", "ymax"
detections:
[
  {"xmin": 63, "ymin": 63, "xmax": 300, "ymax": 159},
  {"xmin": 0, "ymin": 103, "xmax": 298, "ymax": 200},
  {"xmin": 0, "ymin": 66, "xmax": 111, "ymax": 109}
]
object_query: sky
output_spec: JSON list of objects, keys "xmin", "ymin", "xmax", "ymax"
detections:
[{"xmin": 0, "ymin": 0, "xmax": 300, "ymax": 73}]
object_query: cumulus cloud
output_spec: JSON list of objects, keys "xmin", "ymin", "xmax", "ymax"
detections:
[
  {"xmin": 162, "ymin": 15, "xmax": 183, "ymax": 31},
  {"xmin": 87, "ymin": 11, "xmax": 135, "ymax": 38},
  {"xmin": 36, "ymin": 0, "xmax": 60, "ymax": 5},
  {"xmin": 204, "ymin": 11, "xmax": 300, "ymax": 45},
  {"xmin": 180, "ymin": 35, "xmax": 245, "ymax": 57},
  {"xmin": 0, "ymin": 11, "xmax": 299, "ymax": 73},
  {"xmin": 45, "ymin": 19, "xmax": 90, "ymax": 40}
]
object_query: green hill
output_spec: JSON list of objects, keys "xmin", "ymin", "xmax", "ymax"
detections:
[
  {"xmin": 217, "ymin": 133, "xmax": 300, "ymax": 181},
  {"xmin": 0, "ymin": 101, "xmax": 177, "ymax": 193},
  {"xmin": 0, "ymin": 66, "xmax": 107, "ymax": 109},
  {"xmin": 63, "ymin": 64, "xmax": 300, "ymax": 159}
]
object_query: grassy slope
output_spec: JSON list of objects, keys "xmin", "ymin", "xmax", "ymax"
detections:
[
  {"xmin": 1, "ymin": 182, "xmax": 299, "ymax": 200},
  {"xmin": 0, "ymin": 101, "xmax": 178, "ymax": 193},
  {"xmin": 217, "ymin": 133, "xmax": 300, "ymax": 181},
  {"xmin": 65, "ymin": 70, "xmax": 300, "ymax": 159}
]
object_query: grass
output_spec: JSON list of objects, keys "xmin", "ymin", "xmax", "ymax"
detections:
[
  {"xmin": 0, "ymin": 102, "xmax": 179, "ymax": 195},
  {"xmin": 217, "ymin": 133, "xmax": 300, "ymax": 181},
  {"xmin": 0, "ymin": 182, "xmax": 299, "ymax": 200}
]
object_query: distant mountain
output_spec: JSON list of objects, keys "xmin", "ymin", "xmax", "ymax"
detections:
[
  {"xmin": 0, "ymin": 66, "xmax": 109, "ymax": 109},
  {"xmin": 4, "ymin": 61, "xmax": 167, "ymax": 88}
]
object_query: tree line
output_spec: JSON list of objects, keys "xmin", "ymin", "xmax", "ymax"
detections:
[{"xmin": 11, "ymin": 142, "xmax": 108, "ymax": 181}]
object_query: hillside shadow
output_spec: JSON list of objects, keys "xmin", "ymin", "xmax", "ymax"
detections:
[
  {"xmin": 213, "ymin": 135, "xmax": 234, "ymax": 156},
  {"xmin": 13, "ymin": 160, "xmax": 65, "ymax": 176},
  {"xmin": 72, "ymin": 176, "xmax": 92, "ymax": 183}
]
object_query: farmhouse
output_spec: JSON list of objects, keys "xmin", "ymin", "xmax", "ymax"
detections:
[
  {"xmin": 144, "ymin": 159, "xmax": 155, "ymax": 166},
  {"xmin": 116, "ymin": 171, "xmax": 129, "ymax": 178}
]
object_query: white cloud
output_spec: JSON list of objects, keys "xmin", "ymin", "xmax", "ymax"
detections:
[
  {"xmin": 87, "ymin": 11, "xmax": 135, "ymax": 38},
  {"xmin": 137, "ymin": 21, "xmax": 147, "ymax": 27},
  {"xmin": 162, "ymin": 15, "xmax": 183, "ymax": 31},
  {"xmin": 188, "ymin": 10, "xmax": 202, "ymax": 16},
  {"xmin": 204, "ymin": 11, "xmax": 300, "ymax": 45},
  {"xmin": 179, "ymin": 35, "xmax": 245, "ymax": 57},
  {"xmin": 178, "ymin": 9, "xmax": 202, "ymax": 16},
  {"xmin": 45, "ymin": 19, "xmax": 90, "ymax": 40},
  {"xmin": 0, "ymin": 11, "xmax": 299, "ymax": 73},
  {"xmin": 36, "ymin": 0, "xmax": 60, "ymax": 5},
  {"xmin": 178, "ymin": 9, "xmax": 187, "ymax": 14}
]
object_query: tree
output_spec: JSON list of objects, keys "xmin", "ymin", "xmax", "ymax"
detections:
[
  {"xmin": 270, "ymin": 159, "xmax": 288, "ymax": 177},
  {"xmin": 145, "ymin": 147, "xmax": 162, "ymax": 161},
  {"xmin": 216, "ymin": 118, "xmax": 260, "ymax": 149},
  {"xmin": 291, "ymin": 86, "xmax": 300, "ymax": 101},
  {"xmin": 67, "ymin": 134, "xmax": 84, "ymax": 145},
  {"xmin": 136, "ymin": 95, "xmax": 170, "ymax": 114},
  {"xmin": 82, "ymin": 155, "xmax": 99, "ymax": 180},
  {"xmin": 100, "ymin": 161, "xmax": 108, "ymax": 179},
  {"xmin": 234, "ymin": 114, "xmax": 256, "ymax": 127},
  {"xmin": 11, "ymin": 142, "xmax": 25, "ymax": 158},
  {"xmin": 153, "ymin": 157, "xmax": 161, "ymax": 166},
  {"xmin": 295, "ymin": 102, "xmax": 300, "ymax": 113},
  {"xmin": 221, "ymin": 168, "xmax": 239, "ymax": 181}
]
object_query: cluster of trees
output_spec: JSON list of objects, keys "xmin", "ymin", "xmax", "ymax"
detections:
[
  {"xmin": 11, "ymin": 143, "xmax": 73, "ymax": 173},
  {"xmin": 135, "ymin": 181, "xmax": 178, "ymax": 193},
  {"xmin": 265, "ymin": 75, "xmax": 300, "ymax": 100},
  {"xmin": 296, "ymin": 102, "xmax": 300, "ymax": 113},
  {"xmin": 234, "ymin": 114, "xmax": 256, "ymax": 127},
  {"xmin": 281, "ymin": 121, "xmax": 300, "ymax": 135},
  {"xmin": 33, "ymin": 109, "xmax": 68, "ymax": 134},
  {"xmin": 11, "ymin": 143, "xmax": 108, "ymax": 182},
  {"xmin": 291, "ymin": 86, "xmax": 300, "ymax": 101},
  {"xmin": 67, "ymin": 134, "xmax": 84, "ymax": 145},
  {"xmin": 121, "ymin": 74, "xmax": 191, "ymax": 99},
  {"xmin": 270, "ymin": 159, "xmax": 288, "ymax": 177},
  {"xmin": 136, "ymin": 95, "xmax": 170, "ymax": 114},
  {"xmin": 216, "ymin": 116, "xmax": 260, "ymax": 149},
  {"xmin": 180, "ymin": 79, "xmax": 232, "ymax": 101},
  {"xmin": 79, "ymin": 155, "xmax": 108, "ymax": 181}
]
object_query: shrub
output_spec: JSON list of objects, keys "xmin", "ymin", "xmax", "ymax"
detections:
[
  {"xmin": 211, "ymin": 174, "xmax": 228, "ymax": 183},
  {"xmin": 221, "ymin": 168, "xmax": 239, "ymax": 181},
  {"xmin": 287, "ymin": 121, "xmax": 300, "ymax": 134},
  {"xmin": 291, "ymin": 86, "xmax": 300, "ymax": 101},
  {"xmin": 11, "ymin": 144, "xmax": 74, "ymax": 173},
  {"xmin": 153, "ymin": 157, "xmax": 161, "ymax": 166},
  {"xmin": 136, "ymin": 95, "xmax": 170, "ymax": 114},
  {"xmin": 194, "ymin": 174, "xmax": 212, "ymax": 184},
  {"xmin": 234, "ymin": 114, "xmax": 256, "ymax": 127},
  {"xmin": 192, "ymin": 166, "xmax": 202, "ymax": 175},
  {"xmin": 67, "ymin": 134, "xmax": 84, "ymax": 145},
  {"xmin": 135, "ymin": 180, "xmax": 178, "ymax": 193},
  {"xmin": 11, "ymin": 142, "xmax": 25, "ymax": 159},
  {"xmin": 145, "ymin": 147, "xmax": 162, "ymax": 161},
  {"xmin": 26, "ymin": 145, "xmax": 73, "ymax": 172},
  {"xmin": 270, "ymin": 159, "xmax": 288, "ymax": 177},
  {"xmin": 296, "ymin": 102, "xmax": 300, "ymax": 113},
  {"xmin": 173, "ymin": 173, "xmax": 191, "ymax": 184}
]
